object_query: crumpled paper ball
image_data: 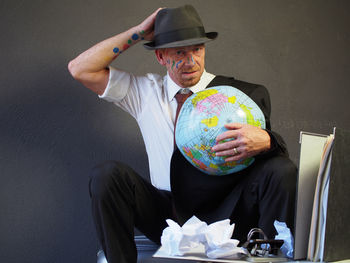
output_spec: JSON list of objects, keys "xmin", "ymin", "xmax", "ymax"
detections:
[
  {"xmin": 161, "ymin": 216, "xmax": 207, "ymax": 256},
  {"xmin": 160, "ymin": 216, "xmax": 247, "ymax": 259}
]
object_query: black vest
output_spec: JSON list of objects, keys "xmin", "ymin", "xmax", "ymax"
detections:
[{"xmin": 170, "ymin": 75, "xmax": 278, "ymax": 224}]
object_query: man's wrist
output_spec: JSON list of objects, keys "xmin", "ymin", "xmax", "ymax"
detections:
[
  {"xmin": 111, "ymin": 27, "xmax": 144, "ymax": 56},
  {"xmin": 260, "ymin": 129, "xmax": 276, "ymax": 155},
  {"xmin": 264, "ymin": 129, "xmax": 271, "ymax": 151}
]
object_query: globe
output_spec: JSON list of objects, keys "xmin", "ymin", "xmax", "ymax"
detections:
[{"xmin": 175, "ymin": 85, "xmax": 266, "ymax": 175}]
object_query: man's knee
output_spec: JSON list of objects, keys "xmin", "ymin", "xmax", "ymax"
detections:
[{"xmin": 89, "ymin": 160, "xmax": 131, "ymax": 199}]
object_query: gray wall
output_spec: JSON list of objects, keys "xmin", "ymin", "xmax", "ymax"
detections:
[{"xmin": 1, "ymin": 0, "xmax": 349, "ymax": 262}]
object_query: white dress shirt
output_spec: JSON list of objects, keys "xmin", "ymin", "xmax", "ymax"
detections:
[{"xmin": 99, "ymin": 66, "xmax": 215, "ymax": 190}]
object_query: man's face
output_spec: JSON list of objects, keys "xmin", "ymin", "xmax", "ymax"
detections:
[{"xmin": 155, "ymin": 44, "xmax": 206, "ymax": 88}]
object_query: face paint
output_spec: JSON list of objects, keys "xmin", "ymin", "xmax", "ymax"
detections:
[
  {"xmin": 159, "ymin": 44, "xmax": 205, "ymax": 88},
  {"xmin": 176, "ymin": 60, "xmax": 183, "ymax": 69}
]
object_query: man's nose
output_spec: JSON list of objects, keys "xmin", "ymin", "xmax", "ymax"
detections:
[{"xmin": 184, "ymin": 53, "xmax": 195, "ymax": 66}]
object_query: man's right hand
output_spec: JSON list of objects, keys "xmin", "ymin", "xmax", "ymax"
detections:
[
  {"xmin": 137, "ymin": 8, "xmax": 163, "ymax": 42},
  {"xmin": 68, "ymin": 8, "xmax": 162, "ymax": 95}
]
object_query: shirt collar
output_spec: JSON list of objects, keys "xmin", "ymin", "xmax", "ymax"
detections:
[{"xmin": 166, "ymin": 70, "xmax": 216, "ymax": 102}]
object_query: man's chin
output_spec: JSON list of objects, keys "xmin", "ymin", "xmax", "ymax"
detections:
[
  {"xmin": 181, "ymin": 78, "xmax": 200, "ymax": 87},
  {"xmin": 180, "ymin": 75, "xmax": 201, "ymax": 87}
]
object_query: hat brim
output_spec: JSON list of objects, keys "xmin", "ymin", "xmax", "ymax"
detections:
[{"xmin": 143, "ymin": 32, "xmax": 218, "ymax": 50}]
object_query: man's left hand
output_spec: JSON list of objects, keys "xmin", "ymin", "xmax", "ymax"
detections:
[{"xmin": 211, "ymin": 123, "xmax": 271, "ymax": 162}]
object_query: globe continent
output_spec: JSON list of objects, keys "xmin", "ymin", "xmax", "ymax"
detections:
[{"xmin": 175, "ymin": 85, "xmax": 266, "ymax": 176}]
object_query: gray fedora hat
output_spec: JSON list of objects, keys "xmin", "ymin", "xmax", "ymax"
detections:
[{"xmin": 144, "ymin": 5, "xmax": 218, "ymax": 50}]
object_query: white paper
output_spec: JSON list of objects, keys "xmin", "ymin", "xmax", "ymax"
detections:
[
  {"xmin": 307, "ymin": 134, "xmax": 334, "ymax": 261},
  {"xmin": 160, "ymin": 216, "xmax": 247, "ymax": 259}
]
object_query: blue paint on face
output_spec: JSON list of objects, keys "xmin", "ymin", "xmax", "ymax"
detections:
[
  {"xmin": 191, "ymin": 55, "xmax": 195, "ymax": 65},
  {"xmin": 113, "ymin": 47, "xmax": 119, "ymax": 53},
  {"xmin": 176, "ymin": 60, "xmax": 183, "ymax": 69}
]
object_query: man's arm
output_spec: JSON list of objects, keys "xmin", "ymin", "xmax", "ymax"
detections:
[{"xmin": 68, "ymin": 8, "xmax": 161, "ymax": 95}]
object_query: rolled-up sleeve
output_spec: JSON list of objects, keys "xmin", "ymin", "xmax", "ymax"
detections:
[
  {"xmin": 99, "ymin": 66, "xmax": 131, "ymax": 102},
  {"xmin": 98, "ymin": 66, "xmax": 164, "ymax": 121}
]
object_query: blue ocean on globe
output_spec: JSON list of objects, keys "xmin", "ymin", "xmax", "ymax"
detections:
[{"xmin": 175, "ymin": 85, "xmax": 266, "ymax": 175}]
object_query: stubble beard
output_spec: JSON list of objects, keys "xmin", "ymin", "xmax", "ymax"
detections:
[{"xmin": 178, "ymin": 66, "xmax": 203, "ymax": 87}]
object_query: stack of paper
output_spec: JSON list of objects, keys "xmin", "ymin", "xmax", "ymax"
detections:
[{"xmin": 307, "ymin": 133, "xmax": 335, "ymax": 261}]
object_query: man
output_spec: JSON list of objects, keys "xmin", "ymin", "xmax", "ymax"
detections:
[{"xmin": 68, "ymin": 5, "xmax": 296, "ymax": 263}]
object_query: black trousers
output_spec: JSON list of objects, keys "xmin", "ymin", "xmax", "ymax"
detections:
[{"xmin": 89, "ymin": 156, "xmax": 297, "ymax": 263}]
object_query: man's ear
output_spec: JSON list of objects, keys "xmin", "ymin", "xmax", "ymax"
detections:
[{"xmin": 155, "ymin": 49, "xmax": 166, "ymax": 66}]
